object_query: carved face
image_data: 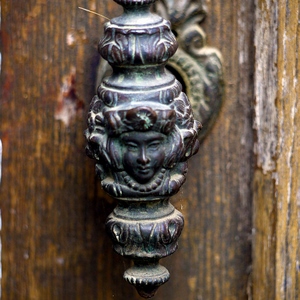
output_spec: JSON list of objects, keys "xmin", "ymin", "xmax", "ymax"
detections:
[{"xmin": 121, "ymin": 131, "xmax": 166, "ymax": 184}]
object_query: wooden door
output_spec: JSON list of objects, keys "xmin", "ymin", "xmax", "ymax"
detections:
[{"xmin": 1, "ymin": 0, "xmax": 299, "ymax": 299}]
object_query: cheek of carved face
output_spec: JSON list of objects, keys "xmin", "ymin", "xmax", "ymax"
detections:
[{"xmin": 121, "ymin": 131, "xmax": 166, "ymax": 184}]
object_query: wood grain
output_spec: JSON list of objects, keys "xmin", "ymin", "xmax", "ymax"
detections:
[
  {"xmin": 1, "ymin": 0, "xmax": 254, "ymax": 299},
  {"xmin": 253, "ymin": 1, "xmax": 300, "ymax": 299}
]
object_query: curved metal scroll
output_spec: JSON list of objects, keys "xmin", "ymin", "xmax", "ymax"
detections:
[
  {"xmin": 154, "ymin": 0, "xmax": 223, "ymax": 141},
  {"xmin": 86, "ymin": 0, "xmax": 222, "ymax": 298}
]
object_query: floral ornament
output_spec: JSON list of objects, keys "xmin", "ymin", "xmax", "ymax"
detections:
[
  {"xmin": 104, "ymin": 104, "xmax": 177, "ymax": 135},
  {"xmin": 125, "ymin": 107, "xmax": 157, "ymax": 131}
]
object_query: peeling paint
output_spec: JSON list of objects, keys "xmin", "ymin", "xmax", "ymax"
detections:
[
  {"xmin": 56, "ymin": 257, "xmax": 65, "ymax": 265},
  {"xmin": 66, "ymin": 32, "xmax": 76, "ymax": 47},
  {"xmin": 254, "ymin": 0, "xmax": 278, "ymax": 174},
  {"xmin": 55, "ymin": 67, "xmax": 84, "ymax": 126},
  {"xmin": 66, "ymin": 29, "xmax": 87, "ymax": 48},
  {"xmin": 286, "ymin": 101, "xmax": 296, "ymax": 205}
]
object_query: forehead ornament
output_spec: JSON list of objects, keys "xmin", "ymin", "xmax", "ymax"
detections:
[{"xmin": 104, "ymin": 104, "xmax": 176, "ymax": 135}]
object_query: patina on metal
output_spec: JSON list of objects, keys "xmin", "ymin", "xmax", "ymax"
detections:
[
  {"xmin": 97, "ymin": 0, "xmax": 223, "ymax": 144},
  {"xmin": 85, "ymin": 0, "xmax": 214, "ymax": 297}
]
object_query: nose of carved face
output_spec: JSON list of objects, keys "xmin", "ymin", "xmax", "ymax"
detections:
[{"xmin": 137, "ymin": 147, "xmax": 150, "ymax": 165}]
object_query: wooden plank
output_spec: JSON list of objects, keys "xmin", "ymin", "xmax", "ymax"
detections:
[
  {"xmin": 0, "ymin": 0, "xmax": 254, "ymax": 299},
  {"xmin": 253, "ymin": 0, "xmax": 300, "ymax": 299},
  {"xmin": 0, "ymin": 1, "xmax": 131, "ymax": 299},
  {"xmin": 276, "ymin": 0, "xmax": 300, "ymax": 298},
  {"xmin": 158, "ymin": 0, "xmax": 255, "ymax": 299}
]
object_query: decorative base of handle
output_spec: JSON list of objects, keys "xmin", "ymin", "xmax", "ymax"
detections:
[
  {"xmin": 106, "ymin": 199, "xmax": 183, "ymax": 298},
  {"xmin": 124, "ymin": 261, "xmax": 170, "ymax": 298}
]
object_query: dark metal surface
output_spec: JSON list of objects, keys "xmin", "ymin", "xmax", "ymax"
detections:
[
  {"xmin": 86, "ymin": 0, "xmax": 221, "ymax": 297},
  {"xmin": 97, "ymin": 0, "xmax": 224, "ymax": 144}
]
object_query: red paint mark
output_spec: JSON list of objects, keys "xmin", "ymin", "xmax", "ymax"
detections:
[
  {"xmin": 2, "ymin": 73, "xmax": 14, "ymax": 103},
  {"xmin": 1, "ymin": 29, "xmax": 11, "ymax": 53},
  {"xmin": 55, "ymin": 67, "xmax": 84, "ymax": 126}
]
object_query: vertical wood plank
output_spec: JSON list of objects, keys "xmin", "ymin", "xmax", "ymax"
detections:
[
  {"xmin": 0, "ymin": 0, "xmax": 255, "ymax": 299},
  {"xmin": 0, "ymin": 1, "xmax": 136, "ymax": 299},
  {"xmin": 253, "ymin": 0, "xmax": 300, "ymax": 299},
  {"xmin": 276, "ymin": 1, "xmax": 300, "ymax": 298},
  {"xmin": 158, "ymin": 0, "xmax": 255, "ymax": 299}
]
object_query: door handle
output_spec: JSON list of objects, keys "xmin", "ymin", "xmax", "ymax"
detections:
[{"xmin": 85, "ymin": 0, "xmax": 222, "ymax": 297}]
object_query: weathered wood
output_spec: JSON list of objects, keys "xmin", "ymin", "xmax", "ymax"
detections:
[
  {"xmin": 1, "ymin": 0, "xmax": 254, "ymax": 299},
  {"xmin": 164, "ymin": 1, "xmax": 255, "ymax": 299},
  {"xmin": 253, "ymin": 1, "xmax": 300, "ymax": 299},
  {"xmin": 1, "ymin": 1, "xmax": 128, "ymax": 299}
]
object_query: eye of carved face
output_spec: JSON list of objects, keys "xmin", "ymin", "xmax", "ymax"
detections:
[{"xmin": 121, "ymin": 131, "xmax": 166, "ymax": 184}]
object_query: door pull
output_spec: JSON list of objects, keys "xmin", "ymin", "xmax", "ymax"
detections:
[{"xmin": 85, "ymin": 0, "xmax": 223, "ymax": 297}]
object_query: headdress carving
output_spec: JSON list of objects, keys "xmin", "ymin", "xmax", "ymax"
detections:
[{"xmin": 104, "ymin": 104, "xmax": 176, "ymax": 135}]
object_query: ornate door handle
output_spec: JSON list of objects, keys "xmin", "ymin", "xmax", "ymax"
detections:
[{"xmin": 85, "ymin": 0, "xmax": 222, "ymax": 297}]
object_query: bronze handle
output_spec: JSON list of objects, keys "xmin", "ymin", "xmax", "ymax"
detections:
[{"xmin": 85, "ymin": 0, "xmax": 222, "ymax": 297}]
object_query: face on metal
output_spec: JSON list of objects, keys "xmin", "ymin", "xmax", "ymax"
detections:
[{"xmin": 121, "ymin": 131, "xmax": 166, "ymax": 184}]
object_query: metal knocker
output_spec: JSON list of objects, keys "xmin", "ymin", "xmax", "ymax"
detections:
[{"xmin": 85, "ymin": 0, "xmax": 222, "ymax": 298}]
